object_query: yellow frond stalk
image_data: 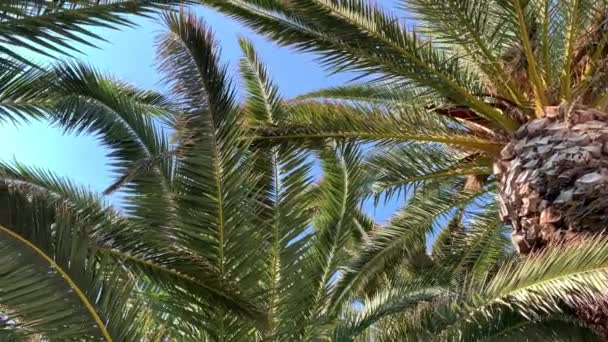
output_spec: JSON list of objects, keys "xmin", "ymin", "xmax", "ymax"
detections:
[
  {"xmin": 515, "ymin": 0, "xmax": 548, "ymax": 115},
  {"xmin": 0, "ymin": 225, "xmax": 112, "ymax": 342},
  {"xmin": 560, "ymin": 0, "xmax": 580, "ymax": 102}
]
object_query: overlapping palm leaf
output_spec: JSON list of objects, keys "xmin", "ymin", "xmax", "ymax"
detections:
[
  {"xmin": 5, "ymin": 0, "xmax": 608, "ymax": 339},
  {"xmin": 194, "ymin": 0, "xmax": 608, "ymax": 339},
  {"xmin": 0, "ymin": 0, "xmax": 197, "ymax": 67}
]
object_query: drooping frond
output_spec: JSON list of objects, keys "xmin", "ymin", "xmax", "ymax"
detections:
[
  {"xmin": 199, "ymin": 0, "xmax": 519, "ymax": 131},
  {"xmin": 0, "ymin": 63, "xmax": 49, "ymax": 123},
  {"xmin": 0, "ymin": 0, "xmax": 195, "ymax": 67},
  {"xmin": 158, "ymin": 7, "xmax": 243, "ymax": 277},
  {"xmin": 0, "ymin": 181, "xmax": 158, "ymax": 340},
  {"xmin": 0, "ymin": 162, "xmax": 266, "ymax": 338},
  {"xmin": 248, "ymin": 101, "xmax": 503, "ymax": 153},
  {"xmin": 43, "ymin": 62, "xmax": 175, "ymax": 233},
  {"xmin": 366, "ymin": 143, "xmax": 492, "ymax": 202},
  {"xmin": 331, "ymin": 179, "xmax": 493, "ymax": 313}
]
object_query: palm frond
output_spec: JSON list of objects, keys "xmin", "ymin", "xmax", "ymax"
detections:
[
  {"xmin": 330, "ymin": 180, "xmax": 493, "ymax": 313},
  {"xmin": 239, "ymin": 36, "xmax": 285, "ymax": 125},
  {"xmin": 0, "ymin": 225, "xmax": 111, "ymax": 340},
  {"xmin": 0, "ymin": 161, "xmax": 266, "ymax": 337},
  {"xmin": 488, "ymin": 317, "xmax": 599, "ymax": 342},
  {"xmin": 237, "ymin": 39, "xmax": 320, "ymax": 340},
  {"xmin": 200, "ymin": 0, "xmax": 519, "ymax": 131},
  {"xmin": 0, "ymin": 63, "xmax": 49, "ymax": 123},
  {"xmin": 0, "ymin": 183, "xmax": 158, "ymax": 340},
  {"xmin": 333, "ymin": 284, "xmax": 444, "ymax": 341},
  {"xmin": 299, "ymin": 143, "xmax": 370, "ymax": 339},
  {"xmin": 366, "ymin": 143, "xmax": 492, "ymax": 202},
  {"xmin": 297, "ymin": 83, "xmax": 437, "ymax": 107},
  {"xmin": 404, "ymin": 0, "xmax": 527, "ymax": 106},
  {"xmin": 252, "ymin": 145, "xmax": 315, "ymax": 340},
  {"xmin": 27, "ymin": 62, "xmax": 177, "ymax": 237},
  {"xmin": 495, "ymin": 0, "xmax": 549, "ymax": 112},
  {"xmin": 420, "ymin": 236, "xmax": 608, "ymax": 340},
  {"xmin": 47, "ymin": 62, "xmax": 173, "ymax": 184},
  {"xmin": 557, "ymin": 0, "xmax": 598, "ymax": 101},
  {"xmin": 0, "ymin": 0, "xmax": 195, "ymax": 67},
  {"xmin": 157, "ymin": 11, "xmax": 267, "ymax": 336},
  {"xmin": 158, "ymin": 7, "xmax": 243, "ymax": 276},
  {"xmin": 249, "ymin": 101, "xmax": 503, "ymax": 153},
  {"xmin": 431, "ymin": 199, "xmax": 511, "ymax": 284}
]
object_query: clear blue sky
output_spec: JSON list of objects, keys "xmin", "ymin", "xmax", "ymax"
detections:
[{"xmin": 0, "ymin": 2, "xmax": 402, "ymax": 222}]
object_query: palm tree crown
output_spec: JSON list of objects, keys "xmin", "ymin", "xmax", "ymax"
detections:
[
  {"xmin": 193, "ymin": 0, "xmax": 608, "ymax": 338},
  {"xmin": 3, "ymin": 1, "xmax": 608, "ymax": 340}
]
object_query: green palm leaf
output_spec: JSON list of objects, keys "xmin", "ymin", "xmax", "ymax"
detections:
[
  {"xmin": 332, "ymin": 285, "xmax": 444, "ymax": 341},
  {"xmin": 248, "ymin": 101, "xmax": 503, "ymax": 153},
  {"xmin": 157, "ymin": 11, "xmax": 269, "ymax": 337},
  {"xmin": 404, "ymin": 0, "xmax": 527, "ymax": 106},
  {"xmin": 386, "ymin": 236, "xmax": 608, "ymax": 341},
  {"xmin": 0, "ymin": 161, "xmax": 266, "ymax": 338},
  {"xmin": 298, "ymin": 143, "xmax": 370, "ymax": 339},
  {"xmin": 431, "ymin": 201, "xmax": 511, "ymax": 284},
  {"xmin": 331, "ymin": 180, "xmax": 493, "ymax": 313},
  {"xmin": 0, "ymin": 63, "xmax": 49, "ymax": 123},
  {"xmin": 366, "ymin": 143, "xmax": 492, "ymax": 201},
  {"xmin": 298, "ymin": 83, "xmax": 437, "ymax": 108},
  {"xmin": 0, "ymin": 183, "xmax": 158, "ymax": 340},
  {"xmin": 0, "ymin": 0, "xmax": 195, "ymax": 67},
  {"xmin": 200, "ymin": 0, "xmax": 519, "ymax": 130}
]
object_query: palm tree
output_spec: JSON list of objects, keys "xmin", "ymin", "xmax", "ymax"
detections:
[
  {"xmin": 0, "ymin": 8, "xmax": 548, "ymax": 340},
  {"xmin": 193, "ymin": 0, "xmax": 608, "ymax": 337},
  {"xmin": 3, "ymin": 5, "xmax": 608, "ymax": 341}
]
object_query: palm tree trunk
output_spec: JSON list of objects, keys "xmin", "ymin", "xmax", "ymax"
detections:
[
  {"xmin": 495, "ymin": 104, "xmax": 608, "ymax": 334},
  {"xmin": 495, "ymin": 104, "xmax": 608, "ymax": 253}
]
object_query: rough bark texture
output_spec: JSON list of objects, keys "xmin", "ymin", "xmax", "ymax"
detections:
[
  {"xmin": 495, "ymin": 104, "xmax": 608, "ymax": 254},
  {"xmin": 495, "ymin": 104, "xmax": 608, "ymax": 338}
]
